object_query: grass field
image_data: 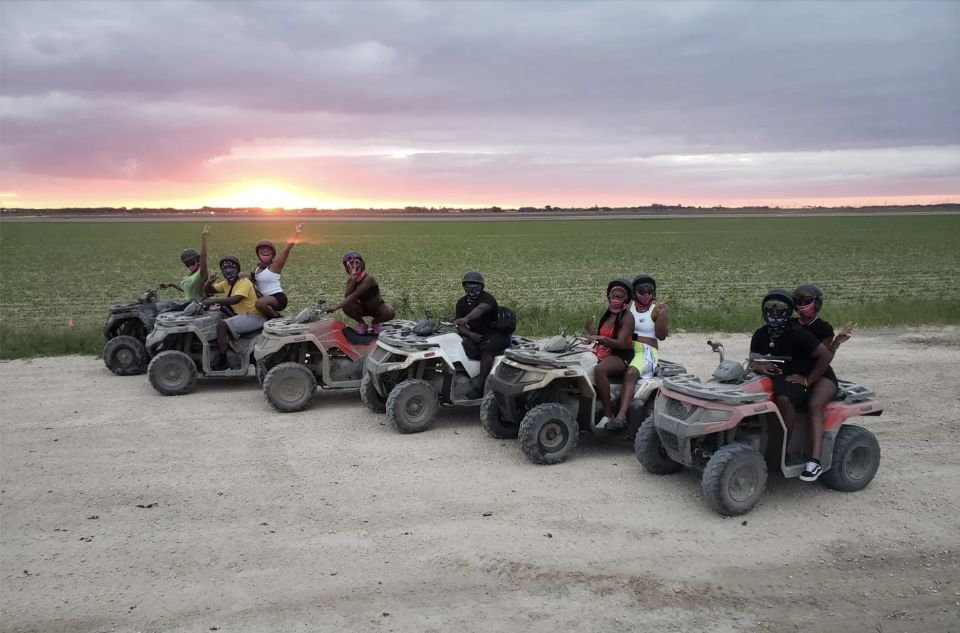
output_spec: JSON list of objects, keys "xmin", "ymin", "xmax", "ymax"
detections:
[{"xmin": 2, "ymin": 215, "xmax": 959, "ymax": 358}]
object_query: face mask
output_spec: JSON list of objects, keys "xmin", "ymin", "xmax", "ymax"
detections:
[
  {"xmin": 763, "ymin": 312, "xmax": 789, "ymax": 329},
  {"xmin": 463, "ymin": 282, "xmax": 483, "ymax": 299},
  {"xmin": 796, "ymin": 302, "xmax": 818, "ymax": 324},
  {"xmin": 186, "ymin": 260, "xmax": 200, "ymax": 273},
  {"xmin": 608, "ymin": 290, "xmax": 627, "ymax": 313},
  {"xmin": 634, "ymin": 288, "xmax": 654, "ymax": 310},
  {"xmin": 221, "ymin": 264, "xmax": 240, "ymax": 282}
]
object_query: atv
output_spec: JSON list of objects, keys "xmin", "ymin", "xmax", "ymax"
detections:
[
  {"xmin": 636, "ymin": 340, "xmax": 883, "ymax": 516},
  {"xmin": 483, "ymin": 332, "xmax": 686, "ymax": 465},
  {"xmin": 362, "ymin": 318, "xmax": 536, "ymax": 433},
  {"xmin": 254, "ymin": 298, "xmax": 415, "ymax": 413},
  {"xmin": 145, "ymin": 303, "xmax": 266, "ymax": 395},
  {"xmin": 102, "ymin": 285, "xmax": 181, "ymax": 375}
]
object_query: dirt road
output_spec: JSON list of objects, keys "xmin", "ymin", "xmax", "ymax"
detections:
[{"xmin": 2, "ymin": 329, "xmax": 958, "ymax": 632}]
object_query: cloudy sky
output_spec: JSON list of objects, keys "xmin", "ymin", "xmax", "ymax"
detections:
[{"xmin": 1, "ymin": 0, "xmax": 958, "ymax": 208}]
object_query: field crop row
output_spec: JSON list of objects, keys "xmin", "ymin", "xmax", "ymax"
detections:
[{"xmin": 1, "ymin": 216, "xmax": 959, "ymax": 358}]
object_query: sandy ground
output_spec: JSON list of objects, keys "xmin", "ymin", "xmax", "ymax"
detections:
[{"xmin": 1, "ymin": 329, "xmax": 959, "ymax": 633}]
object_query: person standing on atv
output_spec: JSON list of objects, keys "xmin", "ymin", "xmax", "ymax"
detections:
[
  {"xmin": 749, "ymin": 288, "xmax": 834, "ymax": 482},
  {"xmin": 323, "ymin": 252, "xmax": 396, "ymax": 334},
  {"xmin": 792, "ymin": 283, "xmax": 857, "ymax": 476},
  {"xmin": 585, "ymin": 279, "xmax": 636, "ymax": 429},
  {"xmin": 602, "ymin": 273, "xmax": 669, "ymax": 431},
  {"xmin": 203, "ymin": 255, "xmax": 266, "ymax": 370},
  {"xmin": 164, "ymin": 224, "xmax": 211, "ymax": 309},
  {"xmin": 452, "ymin": 271, "xmax": 507, "ymax": 399},
  {"xmin": 250, "ymin": 223, "xmax": 303, "ymax": 319}
]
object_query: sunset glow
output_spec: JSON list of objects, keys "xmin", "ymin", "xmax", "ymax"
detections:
[{"xmin": 0, "ymin": 2, "xmax": 957, "ymax": 210}]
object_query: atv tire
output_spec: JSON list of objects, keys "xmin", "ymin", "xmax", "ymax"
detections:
[
  {"xmin": 519, "ymin": 403, "xmax": 578, "ymax": 465},
  {"xmin": 821, "ymin": 425, "xmax": 881, "ymax": 492},
  {"xmin": 360, "ymin": 372, "xmax": 387, "ymax": 414},
  {"xmin": 147, "ymin": 350, "xmax": 197, "ymax": 396},
  {"xmin": 103, "ymin": 335, "xmax": 148, "ymax": 375},
  {"xmin": 702, "ymin": 443, "xmax": 767, "ymax": 516},
  {"xmin": 635, "ymin": 413, "xmax": 683, "ymax": 475},
  {"xmin": 386, "ymin": 379, "xmax": 439, "ymax": 434},
  {"xmin": 263, "ymin": 362, "xmax": 317, "ymax": 413},
  {"xmin": 480, "ymin": 391, "xmax": 519, "ymax": 439}
]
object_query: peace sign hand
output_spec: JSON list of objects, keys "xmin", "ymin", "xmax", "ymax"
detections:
[
  {"xmin": 833, "ymin": 321, "xmax": 857, "ymax": 348},
  {"xmin": 294, "ymin": 223, "xmax": 304, "ymax": 234},
  {"xmin": 201, "ymin": 224, "xmax": 211, "ymax": 238},
  {"xmin": 653, "ymin": 294, "xmax": 669, "ymax": 318}
]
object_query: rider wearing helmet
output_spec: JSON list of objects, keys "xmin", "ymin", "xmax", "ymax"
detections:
[
  {"xmin": 585, "ymin": 279, "xmax": 636, "ymax": 428},
  {"xmin": 749, "ymin": 288, "xmax": 834, "ymax": 482},
  {"xmin": 324, "ymin": 251, "xmax": 396, "ymax": 335},
  {"xmin": 250, "ymin": 223, "xmax": 303, "ymax": 319},
  {"xmin": 452, "ymin": 271, "xmax": 506, "ymax": 399},
  {"xmin": 203, "ymin": 254, "xmax": 266, "ymax": 370},
  {"xmin": 792, "ymin": 283, "xmax": 856, "ymax": 481},
  {"xmin": 602, "ymin": 273, "xmax": 670, "ymax": 431},
  {"xmin": 164, "ymin": 224, "xmax": 210, "ymax": 308}
]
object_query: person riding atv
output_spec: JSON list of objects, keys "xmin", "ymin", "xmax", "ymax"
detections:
[
  {"xmin": 203, "ymin": 255, "xmax": 266, "ymax": 371},
  {"xmin": 453, "ymin": 271, "xmax": 509, "ymax": 399}
]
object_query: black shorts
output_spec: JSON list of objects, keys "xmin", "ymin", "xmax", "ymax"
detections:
[
  {"xmin": 266, "ymin": 292, "xmax": 288, "ymax": 311},
  {"xmin": 773, "ymin": 374, "xmax": 811, "ymax": 408},
  {"xmin": 461, "ymin": 331, "xmax": 510, "ymax": 360}
]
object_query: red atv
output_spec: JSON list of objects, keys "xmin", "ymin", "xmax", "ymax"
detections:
[
  {"xmin": 636, "ymin": 340, "xmax": 883, "ymax": 515},
  {"xmin": 253, "ymin": 299, "xmax": 413, "ymax": 412}
]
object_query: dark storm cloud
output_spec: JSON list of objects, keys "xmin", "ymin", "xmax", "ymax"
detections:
[{"xmin": 1, "ymin": 0, "xmax": 957, "ymax": 195}]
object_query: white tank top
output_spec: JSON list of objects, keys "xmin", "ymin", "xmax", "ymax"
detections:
[
  {"xmin": 253, "ymin": 266, "xmax": 283, "ymax": 295},
  {"xmin": 630, "ymin": 303, "xmax": 657, "ymax": 340}
]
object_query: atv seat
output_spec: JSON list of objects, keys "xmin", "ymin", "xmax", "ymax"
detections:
[
  {"xmin": 344, "ymin": 327, "xmax": 378, "ymax": 345},
  {"xmin": 834, "ymin": 380, "xmax": 875, "ymax": 403}
]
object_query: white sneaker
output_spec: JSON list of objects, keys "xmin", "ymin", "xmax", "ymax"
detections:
[
  {"xmin": 597, "ymin": 416, "xmax": 611, "ymax": 429},
  {"xmin": 799, "ymin": 460, "xmax": 823, "ymax": 482}
]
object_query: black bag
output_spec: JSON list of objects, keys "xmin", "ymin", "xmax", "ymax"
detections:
[{"xmin": 495, "ymin": 306, "xmax": 517, "ymax": 334}]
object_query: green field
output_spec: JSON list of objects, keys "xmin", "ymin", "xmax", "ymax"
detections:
[{"xmin": 2, "ymin": 216, "xmax": 959, "ymax": 358}]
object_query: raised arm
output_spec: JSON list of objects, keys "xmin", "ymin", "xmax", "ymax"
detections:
[
  {"xmin": 270, "ymin": 223, "xmax": 304, "ymax": 273},
  {"xmin": 198, "ymin": 224, "xmax": 210, "ymax": 282}
]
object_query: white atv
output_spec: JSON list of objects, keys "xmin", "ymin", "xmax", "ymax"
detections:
[
  {"xmin": 362, "ymin": 318, "xmax": 536, "ymax": 433},
  {"xmin": 145, "ymin": 303, "xmax": 265, "ymax": 395},
  {"xmin": 483, "ymin": 333, "xmax": 686, "ymax": 465}
]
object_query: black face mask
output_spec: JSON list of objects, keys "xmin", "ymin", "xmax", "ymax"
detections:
[
  {"xmin": 463, "ymin": 283, "xmax": 483, "ymax": 305},
  {"xmin": 221, "ymin": 264, "xmax": 240, "ymax": 282}
]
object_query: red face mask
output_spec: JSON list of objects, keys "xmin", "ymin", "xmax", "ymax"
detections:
[
  {"xmin": 608, "ymin": 296, "xmax": 627, "ymax": 313},
  {"xmin": 797, "ymin": 302, "xmax": 817, "ymax": 324},
  {"xmin": 634, "ymin": 289, "xmax": 654, "ymax": 310}
]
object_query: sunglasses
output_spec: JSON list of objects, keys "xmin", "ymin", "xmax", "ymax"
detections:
[{"xmin": 794, "ymin": 296, "xmax": 816, "ymax": 306}]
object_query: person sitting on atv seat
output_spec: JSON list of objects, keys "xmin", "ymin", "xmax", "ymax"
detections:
[
  {"xmin": 601, "ymin": 273, "xmax": 669, "ymax": 431},
  {"xmin": 453, "ymin": 271, "xmax": 507, "ymax": 399},
  {"xmin": 749, "ymin": 288, "xmax": 834, "ymax": 482},
  {"xmin": 323, "ymin": 251, "xmax": 396, "ymax": 335},
  {"xmin": 250, "ymin": 223, "xmax": 303, "ymax": 319},
  {"xmin": 163, "ymin": 224, "xmax": 210, "ymax": 309},
  {"xmin": 791, "ymin": 283, "xmax": 857, "ymax": 478},
  {"xmin": 585, "ymin": 279, "xmax": 636, "ymax": 429},
  {"xmin": 203, "ymin": 255, "xmax": 267, "ymax": 370}
]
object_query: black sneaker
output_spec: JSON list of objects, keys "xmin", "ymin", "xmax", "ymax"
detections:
[
  {"xmin": 799, "ymin": 460, "xmax": 823, "ymax": 482},
  {"xmin": 598, "ymin": 417, "xmax": 627, "ymax": 431},
  {"xmin": 465, "ymin": 385, "xmax": 484, "ymax": 400},
  {"xmin": 212, "ymin": 355, "xmax": 229, "ymax": 372}
]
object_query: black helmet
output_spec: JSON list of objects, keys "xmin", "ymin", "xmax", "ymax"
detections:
[
  {"xmin": 462, "ymin": 271, "xmax": 485, "ymax": 288},
  {"xmin": 180, "ymin": 248, "xmax": 200, "ymax": 265},
  {"xmin": 632, "ymin": 273, "xmax": 656, "ymax": 293},
  {"xmin": 762, "ymin": 288, "xmax": 794, "ymax": 312},
  {"xmin": 255, "ymin": 240, "xmax": 276, "ymax": 257},
  {"xmin": 607, "ymin": 278, "xmax": 632, "ymax": 298},
  {"xmin": 342, "ymin": 251, "xmax": 365, "ymax": 272},
  {"xmin": 219, "ymin": 255, "xmax": 241, "ymax": 269},
  {"xmin": 793, "ymin": 283, "xmax": 824, "ymax": 312}
]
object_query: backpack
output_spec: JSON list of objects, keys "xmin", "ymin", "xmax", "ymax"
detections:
[{"xmin": 495, "ymin": 306, "xmax": 517, "ymax": 334}]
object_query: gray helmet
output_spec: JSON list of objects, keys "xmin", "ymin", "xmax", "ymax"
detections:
[
  {"xmin": 180, "ymin": 248, "xmax": 200, "ymax": 265},
  {"xmin": 607, "ymin": 278, "xmax": 632, "ymax": 298},
  {"xmin": 462, "ymin": 271, "xmax": 485, "ymax": 288},
  {"xmin": 219, "ymin": 255, "xmax": 241, "ymax": 269},
  {"xmin": 713, "ymin": 360, "xmax": 745, "ymax": 383},
  {"xmin": 632, "ymin": 273, "xmax": 656, "ymax": 293},
  {"xmin": 793, "ymin": 283, "xmax": 824, "ymax": 312}
]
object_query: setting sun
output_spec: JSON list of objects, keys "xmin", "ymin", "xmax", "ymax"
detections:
[{"xmin": 205, "ymin": 182, "xmax": 326, "ymax": 209}]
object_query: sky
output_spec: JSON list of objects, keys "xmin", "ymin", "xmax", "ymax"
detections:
[{"xmin": 1, "ymin": 0, "xmax": 958, "ymax": 209}]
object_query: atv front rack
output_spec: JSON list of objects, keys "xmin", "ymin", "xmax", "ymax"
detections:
[{"xmin": 663, "ymin": 375, "xmax": 769, "ymax": 404}]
